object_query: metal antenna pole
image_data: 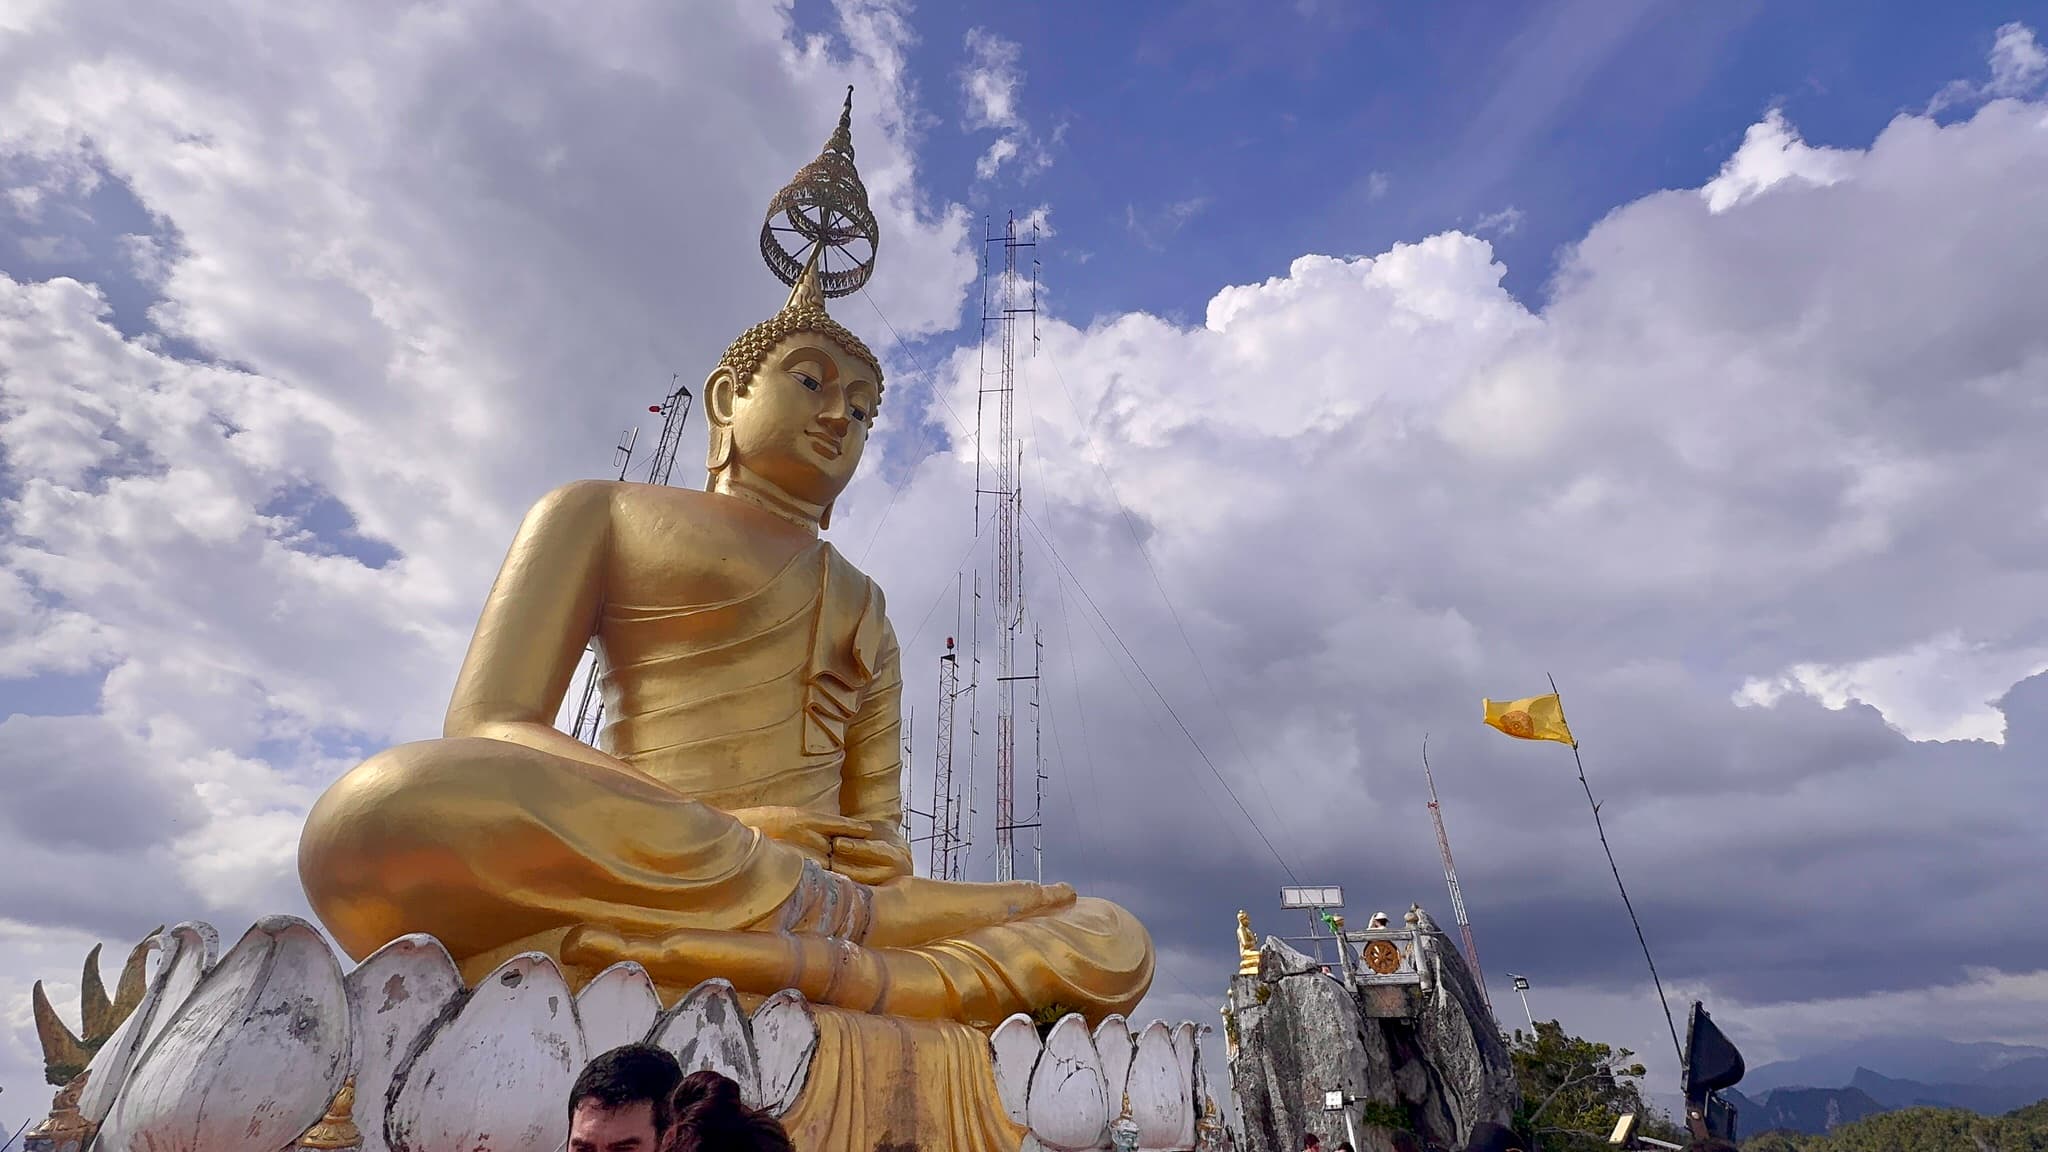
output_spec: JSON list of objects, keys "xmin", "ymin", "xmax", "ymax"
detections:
[
  {"xmin": 930, "ymin": 632, "xmax": 961, "ymax": 879},
  {"xmin": 1423, "ymin": 735, "xmax": 1491, "ymax": 1011},
  {"xmin": 987, "ymin": 212, "xmax": 1038, "ymax": 882}
]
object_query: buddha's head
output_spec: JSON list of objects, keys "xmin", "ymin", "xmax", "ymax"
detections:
[{"xmin": 705, "ymin": 259, "xmax": 883, "ymax": 529}]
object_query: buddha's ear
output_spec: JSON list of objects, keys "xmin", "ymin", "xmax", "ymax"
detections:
[
  {"xmin": 705, "ymin": 366, "xmax": 737, "ymax": 427},
  {"xmin": 705, "ymin": 366, "xmax": 736, "ymax": 479}
]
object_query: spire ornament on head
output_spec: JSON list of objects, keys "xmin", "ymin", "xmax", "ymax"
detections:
[{"xmin": 709, "ymin": 88, "xmax": 885, "ymax": 492}]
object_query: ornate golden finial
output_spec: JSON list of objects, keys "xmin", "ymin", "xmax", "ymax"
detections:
[
  {"xmin": 712, "ymin": 88, "xmax": 885, "ymax": 433},
  {"xmin": 1236, "ymin": 910, "xmax": 1260, "ymax": 976},
  {"xmin": 26, "ymin": 1070, "xmax": 97, "ymax": 1148},
  {"xmin": 32, "ymin": 929, "xmax": 158, "ymax": 1086},
  {"xmin": 759, "ymin": 86, "xmax": 878, "ymax": 299},
  {"xmin": 297, "ymin": 1078, "xmax": 361, "ymax": 1150}
]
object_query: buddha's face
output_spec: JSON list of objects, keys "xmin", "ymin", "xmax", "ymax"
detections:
[{"xmin": 722, "ymin": 332, "xmax": 879, "ymax": 506}]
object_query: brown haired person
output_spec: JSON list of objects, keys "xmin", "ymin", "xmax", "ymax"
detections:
[{"xmin": 668, "ymin": 1069, "xmax": 795, "ymax": 1152}]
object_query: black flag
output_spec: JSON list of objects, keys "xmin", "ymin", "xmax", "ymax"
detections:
[{"xmin": 1683, "ymin": 1002, "xmax": 1745, "ymax": 1140}]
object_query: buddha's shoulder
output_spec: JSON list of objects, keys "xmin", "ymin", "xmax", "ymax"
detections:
[{"xmin": 525, "ymin": 479, "xmax": 727, "ymax": 521}]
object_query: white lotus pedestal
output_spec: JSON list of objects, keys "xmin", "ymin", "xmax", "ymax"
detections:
[{"xmin": 49, "ymin": 917, "xmax": 1213, "ymax": 1152}]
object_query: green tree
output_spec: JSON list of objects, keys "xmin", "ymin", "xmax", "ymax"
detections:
[{"xmin": 1507, "ymin": 1020, "xmax": 1681, "ymax": 1151}]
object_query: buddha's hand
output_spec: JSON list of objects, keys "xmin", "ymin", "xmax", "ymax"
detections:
[
  {"xmin": 730, "ymin": 806, "xmax": 876, "ymax": 860},
  {"xmin": 826, "ymin": 829, "xmax": 914, "ymax": 886}
]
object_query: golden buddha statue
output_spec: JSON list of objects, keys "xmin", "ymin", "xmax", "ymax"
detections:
[{"xmin": 298, "ymin": 91, "xmax": 1153, "ymax": 1033}]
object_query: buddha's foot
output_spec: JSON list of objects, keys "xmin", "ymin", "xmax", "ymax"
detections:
[
  {"xmin": 864, "ymin": 875, "xmax": 1076, "ymax": 949},
  {"xmin": 563, "ymin": 924, "xmax": 900, "ymax": 1015}
]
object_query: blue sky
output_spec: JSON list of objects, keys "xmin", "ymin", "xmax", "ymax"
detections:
[{"xmin": 817, "ymin": 0, "xmax": 2019, "ymax": 322}]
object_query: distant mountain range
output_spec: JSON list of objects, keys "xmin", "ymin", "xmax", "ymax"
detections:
[{"xmin": 1726, "ymin": 1039, "xmax": 2048, "ymax": 1136}]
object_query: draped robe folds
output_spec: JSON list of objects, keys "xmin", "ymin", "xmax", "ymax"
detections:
[{"xmin": 300, "ymin": 528, "xmax": 1152, "ymax": 1027}]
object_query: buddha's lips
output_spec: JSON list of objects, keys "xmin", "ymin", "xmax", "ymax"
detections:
[{"xmin": 806, "ymin": 431, "xmax": 844, "ymax": 458}]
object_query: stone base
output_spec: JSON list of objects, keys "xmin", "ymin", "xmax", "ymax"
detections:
[{"xmin": 43, "ymin": 916, "xmax": 1212, "ymax": 1152}]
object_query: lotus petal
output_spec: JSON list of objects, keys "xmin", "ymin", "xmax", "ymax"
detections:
[
  {"xmin": 345, "ymin": 934, "xmax": 463, "ymax": 1152},
  {"xmin": 1129, "ymin": 1021, "xmax": 1194, "ymax": 1151},
  {"xmin": 750, "ymin": 990, "xmax": 817, "ymax": 1117},
  {"xmin": 99, "ymin": 916, "xmax": 348, "ymax": 1152},
  {"xmin": 575, "ymin": 962, "xmax": 660, "ymax": 1057},
  {"xmin": 386, "ymin": 952, "xmax": 587, "ymax": 1152},
  {"xmin": 1093, "ymin": 1015, "xmax": 1135, "ymax": 1109},
  {"xmin": 990, "ymin": 1013, "xmax": 1042, "ymax": 1125},
  {"xmin": 1172, "ymin": 1022, "xmax": 1200, "ymax": 1111},
  {"xmin": 78, "ymin": 922, "xmax": 215, "ymax": 1124},
  {"xmin": 649, "ymin": 978, "xmax": 761, "ymax": 1107},
  {"xmin": 1026, "ymin": 1014, "xmax": 1110, "ymax": 1151}
]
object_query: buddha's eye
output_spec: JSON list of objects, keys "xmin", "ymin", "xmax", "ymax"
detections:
[
  {"xmin": 850, "ymin": 405, "xmax": 870, "ymax": 423},
  {"xmin": 793, "ymin": 371, "xmax": 821, "ymax": 391}
]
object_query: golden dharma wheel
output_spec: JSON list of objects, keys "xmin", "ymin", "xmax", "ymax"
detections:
[{"xmin": 1363, "ymin": 939, "xmax": 1402, "ymax": 975}]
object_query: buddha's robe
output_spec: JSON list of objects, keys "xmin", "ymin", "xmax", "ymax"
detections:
[{"xmin": 301, "ymin": 521, "xmax": 1151, "ymax": 1026}]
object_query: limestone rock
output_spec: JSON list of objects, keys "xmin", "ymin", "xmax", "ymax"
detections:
[{"xmin": 1224, "ymin": 910, "xmax": 1518, "ymax": 1152}]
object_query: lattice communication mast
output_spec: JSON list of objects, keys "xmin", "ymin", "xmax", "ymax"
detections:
[
  {"xmin": 977, "ymin": 213, "xmax": 1043, "ymax": 883},
  {"xmin": 929, "ymin": 631, "xmax": 964, "ymax": 879},
  {"xmin": 1423, "ymin": 737, "xmax": 1491, "ymax": 1011}
]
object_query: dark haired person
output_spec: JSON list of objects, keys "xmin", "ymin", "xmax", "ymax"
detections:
[
  {"xmin": 669, "ymin": 1069, "xmax": 796, "ymax": 1152},
  {"xmin": 1462, "ymin": 1121, "xmax": 1525, "ymax": 1152},
  {"xmin": 569, "ymin": 1043, "xmax": 683, "ymax": 1152},
  {"xmin": 1303, "ymin": 1133, "xmax": 1323, "ymax": 1152}
]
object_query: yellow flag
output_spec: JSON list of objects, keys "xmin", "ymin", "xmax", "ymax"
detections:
[{"xmin": 1482, "ymin": 693, "xmax": 1576, "ymax": 746}]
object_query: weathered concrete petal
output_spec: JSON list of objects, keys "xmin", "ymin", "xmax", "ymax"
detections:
[
  {"xmin": 1026, "ymin": 1014, "xmax": 1110, "ymax": 1151},
  {"xmin": 991, "ymin": 1013, "xmax": 1043, "ymax": 1125},
  {"xmin": 345, "ymin": 933, "xmax": 463, "ymax": 1152},
  {"xmin": 76, "ymin": 927, "xmax": 167, "ymax": 1125},
  {"xmin": 750, "ymin": 989, "xmax": 818, "ymax": 1117},
  {"xmin": 575, "ymin": 962, "xmax": 661, "ymax": 1057},
  {"xmin": 650, "ymin": 978, "xmax": 761, "ymax": 1107},
  {"xmin": 1094, "ymin": 1014, "xmax": 1135, "ymax": 1109},
  {"xmin": 1129, "ymin": 1020, "xmax": 1193, "ymax": 1151},
  {"xmin": 99, "ymin": 916, "xmax": 348, "ymax": 1152},
  {"xmin": 386, "ymin": 952, "xmax": 588, "ymax": 1152}
]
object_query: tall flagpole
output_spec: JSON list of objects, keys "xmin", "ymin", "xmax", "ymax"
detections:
[{"xmin": 1548, "ymin": 672, "xmax": 1684, "ymax": 1069}]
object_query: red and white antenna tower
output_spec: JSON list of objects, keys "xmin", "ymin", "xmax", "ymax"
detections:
[
  {"xmin": 1423, "ymin": 735, "xmax": 1492, "ymax": 1012},
  {"xmin": 977, "ymin": 212, "xmax": 1042, "ymax": 883}
]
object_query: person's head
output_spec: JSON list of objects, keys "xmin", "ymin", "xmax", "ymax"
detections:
[
  {"xmin": 1336, "ymin": 1142, "xmax": 1354, "ymax": 1152},
  {"xmin": 568, "ymin": 1043, "xmax": 683, "ymax": 1152},
  {"xmin": 670, "ymin": 1068, "xmax": 796, "ymax": 1152},
  {"xmin": 705, "ymin": 268, "xmax": 883, "ymax": 527},
  {"xmin": 1462, "ymin": 1121, "xmax": 1525, "ymax": 1152},
  {"xmin": 1303, "ymin": 1133, "xmax": 1322, "ymax": 1150}
]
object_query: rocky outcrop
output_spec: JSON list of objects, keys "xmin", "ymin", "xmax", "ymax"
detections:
[{"xmin": 1223, "ymin": 905, "xmax": 1517, "ymax": 1152}]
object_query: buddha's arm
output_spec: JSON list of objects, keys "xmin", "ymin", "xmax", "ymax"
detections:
[
  {"xmin": 442, "ymin": 480, "xmax": 637, "ymax": 774},
  {"xmin": 835, "ymin": 617, "xmax": 912, "ymax": 881}
]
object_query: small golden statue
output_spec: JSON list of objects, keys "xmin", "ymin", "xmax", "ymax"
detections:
[
  {"xmin": 299, "ymin": 84, "xmax": 1148, "ymax": 1070},
  {"xmin": 295, "ymin": 1078, "xmax": 362, "ymax": 1150},
  {"xmin": 25, "ymin": 1070, "xmax": 96, "ymax": 1152},
  {"xmin": 1236, "ymin": 910, "xmax": 1260, "ymax": 976}
]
